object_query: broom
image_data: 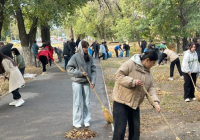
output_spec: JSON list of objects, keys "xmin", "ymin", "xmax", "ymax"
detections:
[
  {"xmin": 54, "ymin": 62, "xmax": 66, "ymax": 72},
  {"xmin": 81, "ymin": 67, "xmax": 113, "ymax": 123},
  {"xmin": 189, "ymin": 75, "xmax": 200, "ymax": 101},
  {"xmin": 143, "ymin": 86, "xmax": 180, "ymax": 140}
]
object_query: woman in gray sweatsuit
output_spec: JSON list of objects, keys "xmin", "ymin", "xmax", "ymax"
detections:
[
  {"xmin": 67, "ymin": 40, "xmax": 96, "ymax": 128},
  {"xmin": 182, "ymin": 43, "xmax": 200, "ymax": 102}
]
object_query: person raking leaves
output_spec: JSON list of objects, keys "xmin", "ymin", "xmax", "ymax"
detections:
[{"xmin": 112, "ymin": 50, "xmax": 161, "ymax": 140}]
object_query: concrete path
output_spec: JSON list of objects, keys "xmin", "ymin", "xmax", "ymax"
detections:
[{"xmin": 0, "ymin": 59, "xmax": 112, "ymax": 140}]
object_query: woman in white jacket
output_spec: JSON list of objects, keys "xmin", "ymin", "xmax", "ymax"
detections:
[
  {"xmin": 181, "ymin": 43, "xmax": 200, "ymax": 102},
  {"xmin": 0, "ymin": 52, "xmax": 25, "ymax": 107}
]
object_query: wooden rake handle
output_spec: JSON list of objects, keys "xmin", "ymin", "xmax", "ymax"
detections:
[
  {"xmin": 143, "ymin": 86, "xmax": 179, "ymax": 139},
  {"xmin": 189, "ymin": 75, "xmax": 196, "ymax": 89},
  {"xmin": 80, "ymin": 67, "xmax": 104, "ymax": 107}
]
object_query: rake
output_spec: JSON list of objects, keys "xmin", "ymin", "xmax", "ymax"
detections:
[
  {"xmin": 54, "ymin": 62, "xmax": 66, "ymax": 72},
  {"xmin": 143, "ymin": 86, "xmax": 180, "ymax": 140},
  {"xmin": 81, "ymin": 67, "xmax": 113, "ymax": 123}
]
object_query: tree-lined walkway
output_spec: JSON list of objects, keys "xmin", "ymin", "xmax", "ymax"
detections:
[{"xmin": 0, "ymin": 59, "xmax": 112, "ymax": 140}]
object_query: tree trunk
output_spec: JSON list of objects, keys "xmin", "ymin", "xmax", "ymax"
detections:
[
  {"xmin": 41, "ymin": 24, "xmax": 50, "ymax": 44},
  {"xmin": 175, "ymin": 37, "xmax": 180, "ymax": 53},
  {"xmin": 0, "ymin": 0, "xmax": 5, "ymax": 40},
  {"xmin": 96, "ymin": 25, "xmax": 103, "ymax": 40},
  {"xmin": 182, "ymin": 37, "xmax": 188, "ymax": 51},
  {"xmin": 70, "ymin": 26, "xmax": 74, "ymax": 39},
  {"xmin": 14, "ymin": 7, "xmax": 38, "ymax": 65}
]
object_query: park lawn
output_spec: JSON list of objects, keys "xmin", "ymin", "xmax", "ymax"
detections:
[{"xmin": 101, "ymin": 57, "xmax": 200, "ymax": 140}]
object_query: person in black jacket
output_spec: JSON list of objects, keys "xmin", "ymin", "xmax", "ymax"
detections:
[
  {"xmin": 63, "ymin": 40, "xmax": 72, "ymax": 70},
  {"xmin": 193, "ymin": 38, "xmax": 200, "ymax": 62},
  {"xmin": 104, "ymin": 41, "xmax": 109, "ymax": 59},
  {"xmin": 0, "ymin": 42, "xmax": 13, "ymax": 59},
  {"xmin": 70, "ymin": 38, "xmax": 76, "ymax": 56},
  {"xmin": 140, "ymin": 39, "xmax": 147, "ymax": 53},
  {"xmin": 76, "ymin": 37, "xmax": 81, "ymax": 47},
  {"xmin": 148, "ymin": 40, "xmax": 154, "ymax": 49},
  {"xmin": 123, "ymin": 43, "xmax": 130, "ymax": 57}
]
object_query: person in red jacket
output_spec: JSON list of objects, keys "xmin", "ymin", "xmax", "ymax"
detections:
[
  {"xmin": 37, "ymin": 46, "xmax": 54, "ymax": 74},
  {"xmin": 45, "ymin": 44, "xmax": 54, "ymax": 66}
]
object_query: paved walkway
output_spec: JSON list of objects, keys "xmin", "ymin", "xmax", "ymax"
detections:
[{"xmin": 0, "ymin": 59, "xmax": 112, "ymax": 140}]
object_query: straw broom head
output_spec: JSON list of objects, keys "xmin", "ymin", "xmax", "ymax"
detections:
[
  {"xmin": 102, "ymin": 106, "xmax": 113, "ymax": 123},
  {"xmin": 176, "ymin": 137, "xmax": 180, "ymax": 140},
  {"xmin": 80, "ymin": 67, "xmax": 113, "ymax": 123},
  {"xmin": 194, "ymin": 89, "xmax": 200, "ymax": 101}
]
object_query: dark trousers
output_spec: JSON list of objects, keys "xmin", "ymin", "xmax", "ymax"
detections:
[
  {"xmin": 19, "ymin": 67, "xmax": 25, "ymax": 77},
  {"xmin": 170, "ymin": 58, "xmax": 182, "ymax": 77},
  {"xmin": 141, "ymin": 48, "xmax": 145, "ymax": 53},
  {"xmin": 49, "ymin": 55, "xmax": 53, "ymax": 66},
  {"xmin": 34, "ymin": 55, "xmax": 40, "ymax": 67},
  {"xmin": 39, "ymin": 56, "xmax": 48, "ymax": 72},
  {"xmin": 106, "ymin": 51, "xmax": 109, "ymax": 59},
  {"xmin": 115, "ymin": 49, "xmax": 119, "ymax": 57},
  {"xmin": 12, "ymin": 88, "xmax": 21, "ymax": 100},
  {"xmin": 113, "ymin": 101, "xmax": 140, "ymax": 140},
  {"xmin": 99, "ymin": 53, "xmax": 105, "ymax": 60},
  {"xmin": 64, "ymin": 55, "xmax": 71, "ymax": 70},
  {"xmin": 92, "ymin": 51, "xmax": 95, "ymax": 57},
  {"xmin": 183, "ymin": 73, "xmax": 197, "ymax": 99}
]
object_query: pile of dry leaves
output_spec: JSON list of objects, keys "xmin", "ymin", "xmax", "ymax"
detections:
[{"xmin": 65, "ymin": 129, "xmax": 96, "ymax": 139}]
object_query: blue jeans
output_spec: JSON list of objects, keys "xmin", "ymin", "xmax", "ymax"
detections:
[
  {"xmin": 72, "ymin": 82, "xmax": 91, "ymax": 125},
  {"xmin": 64, "ymin": 55, "xmax": 70, "ymax": 70},
  {"xmin": 126, "ymin": 50, "xmax": 130, "ymax": 57}
]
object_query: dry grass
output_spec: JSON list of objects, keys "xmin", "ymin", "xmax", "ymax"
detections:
[{"xmin": 101, "ymin": 57, "xmax": 200, "ymax": 140}]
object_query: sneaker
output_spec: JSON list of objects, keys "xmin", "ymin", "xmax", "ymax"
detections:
[
  {"xmin": 84, "ymin": 123, "xmax": 90, "ymax": 127},
  {"xmin": 15, "ymin": 99, "xmax": 25, "ymax": 107},
  {"xmin": 168, "ymin": 77, "xmax": 173, "ymax": 81},
  {"xmin": 42, "ymin": 72, "xmax": 47, "ymax": 75},
  {"xmin": 180, "ymin": 76, "xmax": 184, "ymax": 80},
  {"xmin": 192, "ymin": 98, "xmax": 196, "ymax": 101},
  {"xmin": 185, "ymin": 98, "xmax": 190, "ymax": 102},
  {"xmin": 73, "ymin": 124, "xmax": 82, "ymax": 128},
  {"xmin": 9, "ymin": 100, "xmax": 17, "ymax": 106}
]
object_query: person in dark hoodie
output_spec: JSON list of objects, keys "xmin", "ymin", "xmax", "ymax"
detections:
[
  {"xmin": 0, "ymin": 42, "xmax": 13, "ymax": 59},
  {"xmin": 193, "ymin": 38, "xmax": 200, "ymax": 62},
  {"xmin": 104, "ymin": 41, "xmax": 109, "ymax": 59},
  {"xmin": 70, "ymin": 38, "xmax": 76, "ymax": 56},
  {"xmin": 63, "ymin": 40, "xmax": 72, "ymax": 70},
  {"xmin": 140, "ymin": 39, "xmax": 147, "ymax": 53},
  {"xmin": 67, "ymin": 40, "xmax": 96, "ymax": 128},
  {"xmin": 76, "ymin": 37, "xmax": 81, "ymax": 47}
]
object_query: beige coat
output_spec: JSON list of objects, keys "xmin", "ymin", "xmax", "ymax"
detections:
[
  {"xmin": 113, "ymin": 58, "xmax": 160, "ymax": 110},
  {"xmin": 2, "ymin": 59, "xmax": 25, "ymax": 92},
  {"xmin": 164, "ymin": 49, "xmax": 178, "ymax": 62}
]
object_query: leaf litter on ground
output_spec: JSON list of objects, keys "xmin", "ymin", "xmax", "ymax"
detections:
[{"xmin": 65, "ymin": 128, "xmax": 96, "ymax": 139}]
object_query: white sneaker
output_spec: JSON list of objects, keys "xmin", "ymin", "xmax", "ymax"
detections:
[
  {"xmin": 168, "ymin": 77, "xmax": 173, "ymax": 81},
  {"xmin": 185, "ymin": 98, "xmax": 190, "ymax": 102},
  {"xmin": 192, "ymin": 98, "xmax": 196, "ymax": 101},
  {"xmin": 9, "ymin": 100, "xmax": 17, "ymax": 106},
  {"xmin": 73, "ymin": 124, "xmax": 82, "ymax": 128},
  {"xmin": 42, "ymin": 72, "xmax": 47, "ymax": 75},
  {"xmin": 84, "ymin": 123, "xmax": 90, "ymax": 127},
  {"xmin": 15, "ymin": 99, "xmax": 25, "ymax": 107},
  {"xmin": 180, "ymin": 76, "xmax": 184, "ymax": 80}
]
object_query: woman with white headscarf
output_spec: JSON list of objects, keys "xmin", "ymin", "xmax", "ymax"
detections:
[{"xmin": 67, "ymin": 40, "xmax": 96, "ymax": 128}]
